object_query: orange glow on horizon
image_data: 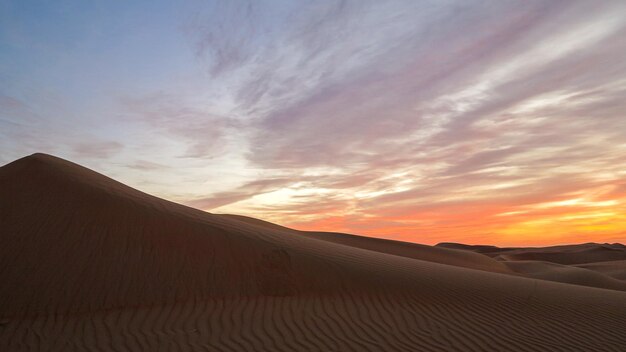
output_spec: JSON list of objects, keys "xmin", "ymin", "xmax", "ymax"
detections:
[
  {"xmin": 266, "ymin": 182, "xmax": 626, "ymax": 247},
  {"xmin": 283, "ymin": 206, "xmax": 626, "ymax": 247}
]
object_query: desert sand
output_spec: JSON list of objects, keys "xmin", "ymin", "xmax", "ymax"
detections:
[{"xmin": 0, "ymin": 153, "xmax": 625, "ymax": 351}]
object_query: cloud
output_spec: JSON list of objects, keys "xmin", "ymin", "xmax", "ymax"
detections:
[
  {"xmin": 0, "ymin": 94, "xmax": 26, "ymax": 110},
  {"xmin": 124, "ymin": 160, "xmax": 169, "ymax": 171},
  {"xmin": 186, "ymin": 177, "xmax": 295, "ymax": 210},
  {"xmin": 71, "ymin": 140, "xmax": 123, "ymax": 159},
  {"xmin": 177, "ymin": 0, "xmax": 626, "ymax": 245},
  {"xmin": 120, "ymin": 92, "xmax": 239, "ymax": 158}
]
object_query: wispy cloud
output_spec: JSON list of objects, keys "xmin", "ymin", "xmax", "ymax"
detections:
[
  {"xmin": 72, "ymin": 140, "xmax": 123, "ymax": 159},
  {"xmin": 182, "ymin": 0, "xmax": 626, "ymax": 245}
]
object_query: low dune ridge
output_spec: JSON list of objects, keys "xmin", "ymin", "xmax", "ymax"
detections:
[
  {"xmin": 438, "ymin": 242, "xmax": 626, "ymax": 292},
  {"xmin": 299, "ymin": 231, "xmax": 514, "ymax": 274},
  {"xmin": 437, "ymin": 242, "xmax": 519, "ymax": 255},
  {"xmin": 503, "ymin": 260, "xmax": 626, "ymax": 292},
  {"xmin": 575, "ymin": 260, "xmax": 626, "ymax": 280},
  {"xmin": 438, "ymin": 242, "xmax": 626, "ymax": 264},
  {"xmin": 1, "ymin": 153, "xmax": 625, "ymax": 351},
  {"xmin": 493, "ymin": 244, "xmax": 626, "ymax": 265}
]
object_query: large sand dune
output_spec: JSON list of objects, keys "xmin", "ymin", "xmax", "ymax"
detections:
[{"xmin": 1, "ymin": 154, "xmax": 625, "ymax": 351}]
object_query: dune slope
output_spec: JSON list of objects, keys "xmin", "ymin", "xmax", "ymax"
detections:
[
  {"xmin": 1, "ymin": 154, "xmax": 625, "ymax": 351},
  {"xmin": 223, "ymin": 214, "xmax": 513, "ymax": 274},
  {"xmin": 576, "ymin": 260, "xmax": 626, "ymax": 280}
]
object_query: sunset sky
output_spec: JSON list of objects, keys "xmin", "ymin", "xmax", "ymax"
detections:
[{"xmin": 2, "ymin": 0, "xmax": 626, "ymax": 246}]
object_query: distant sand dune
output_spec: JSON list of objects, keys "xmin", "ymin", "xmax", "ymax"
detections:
[
  {"xmin": 438, "ymin": 242, "xmax": 626, "ymax": 265},
  {"xmin": 503, "ymin": 260, "xmax": 626, "ymax": 291},
  {"xmin": 575, "ymin": 260, "xmax": 626, "ymax": 280},
  {"xmin": 438, "ymin": 242, "xmax": 626, "ymax": 292},
  {"xmin": 1, "ymin": 154, "xmax": 625, "ymax": 351}
]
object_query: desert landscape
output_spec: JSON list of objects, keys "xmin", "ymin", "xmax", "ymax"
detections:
[
  {"xmin": 0, "ymin": 153, "xmax": 625, "ymax": 351},
  {"xmin": 3, "ymin": 2, "xmax": 626, "ymax": 350}
]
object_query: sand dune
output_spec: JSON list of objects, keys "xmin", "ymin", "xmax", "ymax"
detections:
[
  {"xmin": 493, "ymin": 244, "xmax": 626, "ymax": 265},
  {"xmin": 438, "ymin": 242, "xmax": 626, "ymax": 264},
  {"xmin": 575, "ymin": 260, "xmax": 626, "ymax": 280},
  {"xmin": 223, "ymin": 215, "xmax": 513, "ymax": 274},
  {"xmin": 503, "ymin": 260, "xmax": 626, "ymax": 291},
  {"xmin": 438, "ymin": 242, "xmax": 626, "ymax": 292},
  {"xmin": 1, "ymin": 154, "xmax": 625, "ymax": 351}
]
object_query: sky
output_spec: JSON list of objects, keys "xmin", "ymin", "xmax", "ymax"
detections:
[{"xmin": 2, "ymin": 0, "xmax": 626, "ymax": 246}]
